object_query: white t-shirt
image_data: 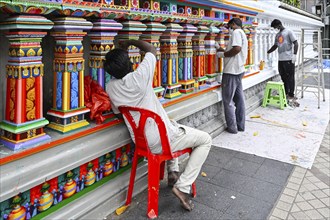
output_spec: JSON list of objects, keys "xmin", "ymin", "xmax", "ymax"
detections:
[
  {"xmin": 106, "ymin": 52, "xmax": 180, "ymax": 154},
  {"xmin": 223, "ymin": 29, "xmax": 248, "ymax": 74}
]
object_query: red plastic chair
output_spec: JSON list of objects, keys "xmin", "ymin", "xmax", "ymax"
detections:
[{"xmin": 118, "ymin": 105, "xmax": 196, "ymax": 219}]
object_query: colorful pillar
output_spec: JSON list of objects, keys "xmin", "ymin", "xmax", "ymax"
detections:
[
  {"xmin": 192, "ymin": 25, "xmax": 209, "ymax": 89},
  {"xmin": 215, "ymin": 26, "xmax": 228, "ymax": 74},
  {"xmin": 47, "ymin": 17, "xmax": 92, "ymax": 133},
  {"xmin": 160, "ymin": 23, "xmax": 183, "ymax": 99},
  {"xmin": 139, "ymin": 22, "xmax": 166, "ymax": 99},
  {"xmin": 177, "ymin": 24, "xmax": 197, "ymax": 94},
  {"xmin": 89, "ymin": 19, "xmax": 123, "ymax": 89},
  {"xmin": 117, "ymin": 21, "xmax": 147, "ymax": 70},
  {"xmin": 205, "ymin": 25, "xmax": 220, "ymax": 85},
  {"xmin": 0, "ymin": 15, "xmax": 53, "ymax": 150}
]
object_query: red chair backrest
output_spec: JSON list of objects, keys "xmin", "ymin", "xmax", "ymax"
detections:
[{"xmin": 118, "ymin": 106, "xmax": 172, "ymax": 157}]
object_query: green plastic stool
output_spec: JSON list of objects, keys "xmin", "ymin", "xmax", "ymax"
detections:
[{"xmin": 262, "ymin": 81, "xmax": 288, "ymax": 110}]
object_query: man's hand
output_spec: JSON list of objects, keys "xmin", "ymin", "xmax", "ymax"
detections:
[
  {"xmin": 292, "ymin": 54, "xmax": 297, "ymax": 64},
  {"xmin": 215, "ymin": 42, "xmax": 225, "ymax": 52}
]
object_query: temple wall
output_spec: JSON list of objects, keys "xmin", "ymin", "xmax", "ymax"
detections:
[{"xmin": 0, "ymin": 0, "xmax": 324, "ymax": 219}]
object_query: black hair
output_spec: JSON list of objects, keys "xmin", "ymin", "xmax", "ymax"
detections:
[
  {"xmin": 228, "ymin": 18, "xmax": 243, "ymax": 28},
  {"xmin": 271, "ymin": 19, "xmax": 282, "ymax": 28},
  {"xmin": 104, "ymin": 48, "xmax": 133, "ymax": 79}
]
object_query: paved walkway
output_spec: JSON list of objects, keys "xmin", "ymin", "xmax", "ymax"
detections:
[
  {"xmin": 269, "ymin": 123, "xmax": 330, "ymax": 220},
  {"xmin": 108, "ymin": 121, "xmax": 329, "ymax": 220}
]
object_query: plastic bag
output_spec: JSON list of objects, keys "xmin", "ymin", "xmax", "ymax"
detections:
[{"xmin": 84, "ymin": 76, "xmax": 111, "ymax": 124}]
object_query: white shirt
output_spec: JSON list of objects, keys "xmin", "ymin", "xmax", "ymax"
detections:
[
  {"xmin": 223, "ymin": 29, "xmax": 248, "ymax": 75},
  {"xmin": 106, "ymin": 52, "xmax": 180, "ymax": 154}
]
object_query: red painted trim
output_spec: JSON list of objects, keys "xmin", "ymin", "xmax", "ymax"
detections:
[
  {"xmin": 35, "ymin": 76, "xmax": 41, "ymax": 119},
  {"xmin": 21, "ymin": 78, "xmax": 26, "ymax": 123},
  {"xmin": 5, "ymin": 79, "xmax": 10, "ymax": 121}
]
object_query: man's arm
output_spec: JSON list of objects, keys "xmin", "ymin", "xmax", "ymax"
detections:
[
  {"xmin": 267, "ymin": 45, "xmax": 278, "ymax": 54},
  {"xmin": 293, "ymin": 40, "xmax": 298, "ymax": 55},
  {"xmin": 120, "ymin": 40, "xmax": 157, "ymax": 56}
]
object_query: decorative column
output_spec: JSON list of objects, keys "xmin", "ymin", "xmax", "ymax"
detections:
[
  {"xmin": 160, "ymin": 23, "xmax": 183, "ymax": 99},
  {"xmin": 88, "ymin": 19, "xmax": 123, "ymax": 89},
  {"xmin": 259, "ymin": 29, "xmax": 266, "ymax": 64},
  {"xmin": 177, "ymin": 24, "xmax": 197, "ymax": 94},
  {"xmin": 139, "ymin": 22, "xmax": 166, "ymax": 99},
  {"xmin": 192, "ymin": 25, "xmax": 209, "ymax": 89},
  {"xmin": 0, "ymin": 15, "xmax": 53, "ymax": 150},
  {"xmin": 117, "ymin": 21, "xmax": 147, "ymax": 70},
  {"xmin": 215, "ymin": 26, "xmax": 228, "ymax": 74},
  {"xmin": 47, "ymin": 17, "xmax": 92, "ymax": 133},
  {"xmin": 254, "ymin": 27, "xmax": 260, "ymax": 70},
  {"xmin": 205, "ymin": 25, "xmax": 220, "ymax": 85}
]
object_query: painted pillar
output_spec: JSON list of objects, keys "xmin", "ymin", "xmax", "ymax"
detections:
[
  {"xmin": 88, "ymin": 19, "xmax": 123, "ymax": 89},
  {"xmin": 160, "ymin": 23, "xmax": 183, "ymax": 99},
  {"xmin": 0, "ymin": 15, "xmax": 53, "ymax": 150},
  {"xmin": 192, "ymin": 25, "xmax": 209, "ymax": 89},
  {"xmin": 215, "ymin": 26, "xmax": 227, "ymax": 74},
  {"xmin": 139, "ymin": 22, "xmax": 166, "ymax": 99},
  {"xmin": 47, "ymin": 17, "xmax": 92, "ymax": 133},
  {"xmin": 254, "ymin": 27, "xmax": 260, "ymax": 70},
  {"xmin": 117, "ymin": 21, "xmax": 147, "ymax": 70},
  {"xmin": 205, "ymin": 26, "xmax": 220, "ymax": 85},
  {"xmin": 177, "ymin": 24, "xmax": 197, "ymax": 94}
]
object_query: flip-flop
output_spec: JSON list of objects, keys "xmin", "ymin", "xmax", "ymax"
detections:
[{"xmin": 172, "ymin": 187, "xmax": 194, "ymax": 211}]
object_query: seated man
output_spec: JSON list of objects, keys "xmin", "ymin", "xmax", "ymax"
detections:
[{"xmin": 105, "ymin": 40, "xmax": 211, "ymax": 211}]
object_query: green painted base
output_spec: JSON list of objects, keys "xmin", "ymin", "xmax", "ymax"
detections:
[
  {"xmin": 0, "ymin": 119, "xmax": 49, "ymax": 134},
  {"xmin": 196, "ymin": 76, "xmax": 208, "ymax": 82}
]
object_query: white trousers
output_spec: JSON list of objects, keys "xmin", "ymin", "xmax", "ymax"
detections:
[{"xmin": 167, "ymin": 124, "xmax": 212, "ymax": 193}]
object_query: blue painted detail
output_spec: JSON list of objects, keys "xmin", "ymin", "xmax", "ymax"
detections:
[
  {"xmin": 70, "ymin": 72, "xmax": 79, "ymax": 109},
  {"xmin": 92, "ymin": 68, "xmax": 97, "ymax": 81},
  {"xmin": 162, "ymin": 59, "xmax": 168, "ymax": 84},
  {"xmin": 56, "ymin": 72, "xmax": 62, "ymax": 109},
  {"xmin": 77, "ymin": 62, "xmax": 82, "ymax": 71},
  {"xmin": 187, "ymin": 58, "xmax": 192, "ymax": 79},
  {"xmin": 178, "ymin": 58, "xmax": 183, "ymax": 80},
  {"xmin": 172, "ymin": 58, "xmax": 176, "ymax": 84}
]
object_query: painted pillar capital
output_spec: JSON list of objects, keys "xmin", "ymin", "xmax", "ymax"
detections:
[
  {"xmin": 177, "ymin": 23, "xmax": 197, "ymax": 93},
  {"xmin": 0, "ymin": 15, "xmax": 53, "ymax": 150},
  {"xmin": 88, "ymin": 19, "xmax": 123, "ymax": 89},
  {"xmin": 47, "ymin": 17, "xmax": 92, "ymax": 133},
  {"xmin": 159, "ymin": 23, "xmax": 183, "ymax": 99},
  {"xmin": 117, "ymin": 21, "xmax": 147, "ymax": 70},
  {"xmin": 192, "ymin": 25, "xmax": 208, "ymax": 89},
  {"xmin": 205, "ymin": 25, "xmax": 220, "ymax": 81},
  {"xmin": 140, "ymin": 21, "xmax": 166, "ymax": 99}
]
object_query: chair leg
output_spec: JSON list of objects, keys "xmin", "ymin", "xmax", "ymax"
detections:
[
  {"xmin": 191, "ymin": 182, "xmax": 197, "ymax": 198},
  {"xmin": 147, "ymin": 161, "xmax": 161, "ymax": 219},
  {"xmin": 125, "ymin": 152, "xmax": 139, "ymax": 206},
  {"xmin": 159, "ymin": 161, "xmax": 165, "ymax": 180}
]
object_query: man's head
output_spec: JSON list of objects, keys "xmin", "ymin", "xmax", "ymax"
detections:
[
  {"xmin": 104, "ymin": 48, "xmax": 133, "ymax": 79},
  {"xmin": 271, "ymin": 19, "xmax": 283, "ymax": 30},
  {"xmin": 227, "ymin": 18, "xmax": 243, "ymax": 30}
]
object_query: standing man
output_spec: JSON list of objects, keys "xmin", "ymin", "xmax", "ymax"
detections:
[
  {"xmin": 216, "ymin": 18, "xmax": 248, "ymax": 134},
  {"xmin": 267, "ymin": 19, "xmax": 299, "ymax": 107},
  {"xmin": 104, "ymin": 40, "xmax": 211, "ymax": 211}
]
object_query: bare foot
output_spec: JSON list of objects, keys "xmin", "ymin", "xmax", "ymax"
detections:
[{"xmin": 172, "ymin": 187, "xmax": 194, "ymax": 211}]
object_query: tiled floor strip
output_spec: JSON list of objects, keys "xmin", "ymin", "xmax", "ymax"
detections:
[{"xmin": 269, "ymin": 123, "xmax": 330, "ymax": 220}]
